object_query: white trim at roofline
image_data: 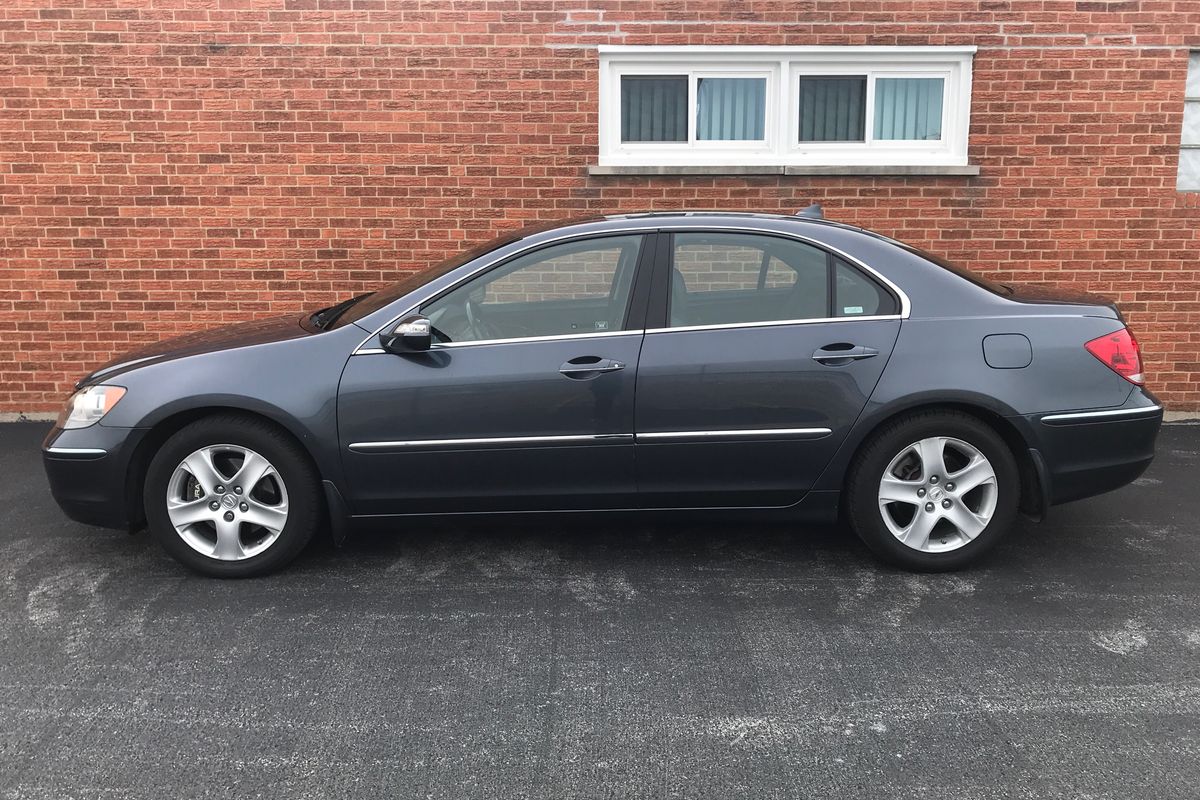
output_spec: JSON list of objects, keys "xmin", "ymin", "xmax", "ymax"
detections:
[{"xmin": 598, "ymin": 45, "xmax": 978, "ymax": 56}]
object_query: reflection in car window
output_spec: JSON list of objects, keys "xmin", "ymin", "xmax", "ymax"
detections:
[
  {"xmin": 669, "ymin": 233, "xmax": 828, "ymax": 327},
  {"xmin": 421, "ymin": 235, "xmax": 644, "ymax": 344},
  {"xmin": 327, "ymin": 233, "xmax": 523, "ymax": 330}
]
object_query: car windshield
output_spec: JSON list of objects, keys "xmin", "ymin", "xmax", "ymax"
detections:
[{"xmin": 322, "ymin": 231, "xmax": 523, "ymax": 330}]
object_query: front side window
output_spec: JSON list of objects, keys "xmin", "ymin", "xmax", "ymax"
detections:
[
  {"xmin": 599, "ymin": 46, "xmax": 973, "ymax": 168},
  {"xmin": 422, "ymin": 235, "xmax": 644, "ymax": 344}
]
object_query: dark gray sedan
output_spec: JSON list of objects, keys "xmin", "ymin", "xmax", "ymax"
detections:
[{"xmin": 42, "ymin": 211, "xmax": 1162, "ymax": 577}]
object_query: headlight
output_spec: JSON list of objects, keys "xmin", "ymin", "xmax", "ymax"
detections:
[{"xmin": 57, "ymin": 385, "xmax": 126, "ymax": 429}]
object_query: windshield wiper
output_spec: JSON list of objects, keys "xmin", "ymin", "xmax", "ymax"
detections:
[{"xmin": 310, "ymin": 293, "xmax": 372, "ymax": 330}]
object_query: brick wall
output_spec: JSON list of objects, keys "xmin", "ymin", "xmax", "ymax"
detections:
[{"xmin": 2, "ymin": 0, "xmax": 1199, "ymax": 412}]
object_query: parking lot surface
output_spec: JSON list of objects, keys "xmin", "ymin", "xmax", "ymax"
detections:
[{"xmin": 2, "ymin": 421, "xmax": 1199, "ymax": 799}]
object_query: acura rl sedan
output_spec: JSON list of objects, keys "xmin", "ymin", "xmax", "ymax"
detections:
[{"xmin": 42, "ymin": 211, "xmax": 1162, "ymax": 577}]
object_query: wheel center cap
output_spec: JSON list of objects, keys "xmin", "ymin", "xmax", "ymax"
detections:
[
  {"xmin": 220, "ymin": 494, "xmax": 238, "ymax": 510},
  {"xmin": 929, "ymin": 486, "xmax": 944, "ymax": 501}
]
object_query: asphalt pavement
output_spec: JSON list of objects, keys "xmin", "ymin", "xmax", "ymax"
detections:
[{"xmin": 2, "ymin": 421, "xmax": 1199, "ymax": 799}]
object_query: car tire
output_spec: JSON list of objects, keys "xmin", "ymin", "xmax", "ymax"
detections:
[
  {"xmin": 845, "ymin": 410, "xmax": 1020, "ymax": 571},
  {"xmin": 144, "ymin": 414, "xmax": 321, "ymax": 578}
]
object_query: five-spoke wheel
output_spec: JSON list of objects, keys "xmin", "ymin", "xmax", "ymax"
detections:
[
  {"xmin": 145, "ymin": 414, "xmax": 320, "ymax": 577},
  {"xmin": 846, "ymin": 410, "xmax": 1018, "ymax": 571},
  {"xmin": 166, "ymin": 444, "xmax": 290, "ymax": 561},
  {"xmin": 878, "ymin": 436, "xmax": 998, "ymax": 553}
]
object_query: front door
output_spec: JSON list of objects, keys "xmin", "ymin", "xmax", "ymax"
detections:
[
  {"xmin": 634, "ymin": 230, "xmax": 902, "ymax": 508},
  {"xmin": 338, "ymin": 233, "xmax": 653, "ymax": 515}
]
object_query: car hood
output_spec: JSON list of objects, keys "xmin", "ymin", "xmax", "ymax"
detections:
[{"xmin": 80, "ymin": 314, "xmax": 312, "ymax": 386}]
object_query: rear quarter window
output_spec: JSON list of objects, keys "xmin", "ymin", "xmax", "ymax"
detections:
[{"xmin": 834, "ymin": 257, "xmax": 899, "ymax": 317}]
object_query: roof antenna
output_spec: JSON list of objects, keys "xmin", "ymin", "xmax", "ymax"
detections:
[{"xmin": 796, "ymin": 203, "xmax": 823, "ymax": 219}]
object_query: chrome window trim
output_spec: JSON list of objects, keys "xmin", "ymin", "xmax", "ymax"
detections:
[
  {"xmin": 637, "ymin": 427, "xmax": 832, "ymax": 441},
  {"xmin": 1040, "ymin": 405, "xmax": 1162, "ymax": 424},
  {"xmin": 433, "ymin": 330, "xmax": 644, "ymax": 350},
  {"xmin": 44, "ymin": 447, "xmax": 108, "ymax": 456},
  {"xmin": 349, "ymin": 433, "xmax": 635, "ymax": 452},
  {"xmin": 645, "ymin": 315, "xmax": 899, "ymax": 336},
  {"xmin": 352, "ymin": 223, "xmax": 910, "ymax": 354}
]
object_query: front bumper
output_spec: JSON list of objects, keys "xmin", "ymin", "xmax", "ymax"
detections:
[
  {"xmin": 1025, "ymin": 389, "xmax": 1163, "ymax": 506},
  {"xmin": 42, "ymin": 424, "xmax": 147, "ymax": 529}
]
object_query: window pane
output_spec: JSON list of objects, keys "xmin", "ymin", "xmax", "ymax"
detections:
[
  {"xmin": 1187, "ymin": 52, "xmax": 1200, "ymax": 98},
  {"xmin": 620, "ymin": 76, "xmax": 687, "ymax": 142},
  {"xmin": 697, "ymin": 77, "xmax": 766, "ymax": 140},
  {"xmin": 834, "ymin": 258, "xmax": 897, "ymax": 317},
  {"xmin": 873, "ymin": 77, "xmax": 944, "ymax": 141},
  {"xmin": 670, "ymin": 233, "xmax": 828, "ymax": 327},
  {"xmin": 798, "ymin": 76, "xmax": 866, "ymax": 142},
  {"xmin": 423, "ymin": 236, "xmax": 644, "ymax": 343},
  {"xmin": 1184, "ymin": 102, "xmax": 1200, "ymax": 146},
  {"xmin": 1178, "ymin": 148, "xmax": 1200, "ymax": 191}
]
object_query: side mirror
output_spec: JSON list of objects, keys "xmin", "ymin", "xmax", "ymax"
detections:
[{"xmin": 380, "ymin": 314, "xmax": 432, "ymax": 354}]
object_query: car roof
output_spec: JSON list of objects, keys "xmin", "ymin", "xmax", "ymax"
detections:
[{"xmin": 503, "ymin": 210, "xmax": 874, "ymax": 242}]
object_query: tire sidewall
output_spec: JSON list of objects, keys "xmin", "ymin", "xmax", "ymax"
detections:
[
  {"xmin": 848, "ymin": 413, "xmax": 1020, "ymax": 571},
  {"xmin": 144, "ymin": 417, "xmax": 320, "ymax": 578}
]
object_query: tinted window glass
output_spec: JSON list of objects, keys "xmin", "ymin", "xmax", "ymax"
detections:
[
  {"xmin": 621, "ymin": 76, "xmax": 687, "ymax": 142},
  {"xmin": 422, "ymin": 235, "xmax": 644, "ymax": 344},
  {"xmin": 834, "ymin": 257, "xmax": 898, "ymax": 317},
  {"xmin": 669, "ymin": 233, "xmax": 828, "ymax": 327}
]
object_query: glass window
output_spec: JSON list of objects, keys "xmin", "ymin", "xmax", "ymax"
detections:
[
  {"xmin": 834, "ymin": 258, "xmax": 898, "ymax": 317},
  {"xmin": 696, "ymin": 77, "xmax": 767, "ymax": 140},
  {"xmin": 1180, "ymin": 52, "xmax": 1200, "ymax": 191},
  {"xmin": 621, "ymin": 76, "xmax": 687, "ymax": 142},
  {"xmin": 669, "ymin": 233, "xmax": 829, "ymax": 327},
  {"xmin": 798, "ymin": 76, "xmax": 867, "ymax": 142},
  {"xmin": 422, "ymin": 235, "xmax": 644, "ymax": 344},
  {"xmin": 600, "ymin": 48, "xmax": 974, "ymax": 168},
  {"xmin": 874, "ymin": 77, "xmax": 944, "ymax": 141}
]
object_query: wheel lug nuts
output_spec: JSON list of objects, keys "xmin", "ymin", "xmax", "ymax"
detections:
[
  {"xmin": 234, "ymin": 486, "xmax": 243, "ymax": 495},
  {"xmin": 942, "ymin": 499, "xmax": 952, "ymax": 509},
  {"xmin": 223, "ymin": 511, "xmax": 234, "ymax": 522},
  {"xmin": 215, "ymin": 484, "xmax": 225, "ymax": 493},
  {"xmin": 209, "ymin": 501, "xmax": 220, "ymax": 511},
  {"xmin": 924, "ymin": 502, "xmax": 935, "ymax": 512},
  {"xmin": 929, "ymin": 475, "xmax": 939, "ymax": 484},
  {"xmin": 917, "ymin": 487, "xmax": 926, "ymax": 497},
  {"xmin": 946, "ymin": 482, "xmax": 955, "ymax": 491},
  {"xmin": 239, "ymin": 502, "xmax": 248, "ymax": 512}
]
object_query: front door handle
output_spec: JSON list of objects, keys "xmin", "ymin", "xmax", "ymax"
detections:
[
  {"xmin": 812, "ymin": 344, "xmax": 879, "ymax": 365},
  {"xmin": 559, "ymin": 356, "xmax": 626, "ymax": 379}
]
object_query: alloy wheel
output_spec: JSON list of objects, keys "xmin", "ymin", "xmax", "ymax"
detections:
[
  {"xmin": 877, "ymin": 436, "xmax": 998, "ymax": 553},
  {"xmin": 166, "ymin": 444, "xmax": 290, "ymax": 561}
]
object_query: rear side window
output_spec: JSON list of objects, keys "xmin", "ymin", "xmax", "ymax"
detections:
[
  {"xmin": 834, "ymin": 257, "xmax": 898, "ymax": 317},
  {"xmin": 667, "ymin": 232, "xmax": 897, "ymax": 327}
]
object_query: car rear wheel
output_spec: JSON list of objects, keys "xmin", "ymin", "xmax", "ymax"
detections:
[
  {"xmin": 144, "ymin": 414, "xmax": 321, "ymax": 577},
  {"xmin": 845, "ymin": 410, "xmax": 1020, "ymax": 571}
]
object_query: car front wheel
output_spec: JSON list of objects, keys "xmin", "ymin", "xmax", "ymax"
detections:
[
  {"xmin": 144, "ymin": 414, "xmax": 321, "ymax": 577},
  {"xmin": 845, "ymin": 410, "xmax": 1020, "ymax": 571}
]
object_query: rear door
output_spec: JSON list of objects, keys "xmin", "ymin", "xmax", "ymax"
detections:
[{"xmin": 634, "ymin": 230, "xmax": 902, "ymax": 508}]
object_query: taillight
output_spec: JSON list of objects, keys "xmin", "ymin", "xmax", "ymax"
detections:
[{"xmin": 1085, "ymin": 327, "xmax": 1144, "ymax": 385}]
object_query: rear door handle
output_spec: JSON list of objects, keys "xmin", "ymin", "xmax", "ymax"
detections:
[
  {"xmin": 812, "ymin": 344, "xmax": 879, "ymax": 365},
  {"xmin": 559, "ymin": 356, "xmax": 626, "ymax": 379}
]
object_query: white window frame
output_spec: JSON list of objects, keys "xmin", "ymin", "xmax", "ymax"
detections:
[{"xmin": 598, "ymin": 46, "xmax": 975, "ymax": 168}]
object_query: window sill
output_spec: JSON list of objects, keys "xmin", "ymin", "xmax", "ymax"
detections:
[{"xmin": 588, "ymin": 164, "xmax": 981, "ymax": 177}]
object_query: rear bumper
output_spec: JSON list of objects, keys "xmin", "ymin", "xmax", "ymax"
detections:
[
  {"xmin": 1024, "ymin": 390, "xmax": 1162, "ymax": 506},
  {"xmin": 42, "ymin": 424, "xmax": 146, "ymax": 529}
]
